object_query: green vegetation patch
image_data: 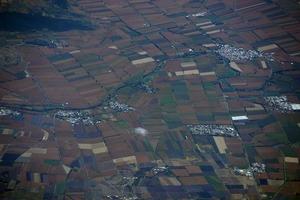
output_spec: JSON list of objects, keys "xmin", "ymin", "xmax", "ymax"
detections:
[
  {"xmin": 170, "ymin": 80, "xmax": 189, "ymax": 102},
  {"xmin": 206, "ymin": 90, "xmax": 219, "ymax": 100},
  {"xmin": 48, "ymin": 53, "xmax": 72, "ymax": 62},
  {"xmin": 277, "ymin": 115, "xmax": 300, "ymax": 144},
  {"xmin": 197, "ymin": 112, "xmax": 214, "ymax": 122},
  {"xmin": 266, "ymin": 132, "xmax": 289, "ymax": 144},
  {"xmin": 77, "ymin": 54, "xmax": 101, "ymax": 65},
  {"xmin": 280, "ymin": 146, "xmax": 297, "ymax": 157},
  {"xmin": 121, "ymin": 26, "xmax": 141, "ymax": 37},
  {"xmin": 119, "ymin": 86, "xmax": 136, "ymax": 96},
  {"xmin": 202, "ymin": 82, "xmax": 216, "ymax": 90},
  {"xmin": 196, "ymin": 55, "xmax": 214, "ymax": 66},
  {"xmin": 163, "ymin": 113, "xmax": 182, "ymax": 129},
  {"xmin": 205, "ymin": 175, "xmax": 225, "ymax": 191},
  {"xmin": 143, "ymin": 138, "xmax": 155, "ymax": 153},
  {"xmin": 264, "ymin": 158, "xmax": 279, "ymax": 164},
  {"xmin": 216, "ymin": 65, "xmax": 237, "ymax": 78},
  {"xmin": 15, "ymin": 71, "xmax": 27, "ymax": 79},
  {"xmin": 55, "ymin": 181, "xmax": 66, "ymax": 195},
  {"xmin": 160, "ymin": 94, "xmax": 176, "ymax": 107},
  {"xmin": 171, "ymin": 81, "xmax": 187, "ymax": 92},
  {"xmin": 158, "ymin": 132, "xmax": 184, "ymax": 158},
  {"xmin": 1, "ymin": 189, "xmax": 44, "ymax": 200},
  {"xmin": 286, "ymin": 172, "xmax": 300, "ymax": 181},
  {"xmin": 244, "ymin": 144, "xmax": 257, "ymax": 163},
  {"xmin": 44, "ymin": 159, "xmax": 60, "ymax": 166},
  {"xmin": 114, "ymin": 120, "xmax": 129, "ymax": 128},
  {"xmin": 265, "ymin": 166, "xmax": 280, "ymax": 173},
  {"xmin": 282, "ymin": 124, "xmax": 300, "ymax": 144},
  {"xmin": 164, "ymin": 139, "xmax": 183, "ymax": 158},
  {"xmin": 174, "ymin": 94, "xmax": 190, "ymax": 101}
]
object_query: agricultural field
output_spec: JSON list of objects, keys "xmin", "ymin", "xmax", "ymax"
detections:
[{"xmin": 0, "ymin": 0, "xmax": 300, "ymax": 199}]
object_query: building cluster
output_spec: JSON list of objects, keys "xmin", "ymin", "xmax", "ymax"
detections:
[
  {"xmin": 251, "ymin": 163, "xmax": 266, "ymax": 173},
  {"xmin": 187, "ymin": 124, "xmax": 239, "ymax": 137},
  {"xmin": 24, "ymin": 38, "xmax": 68, "ymax": 48},
  {"xmin": 137, "ymin": 83, "xmax": 157, "ymax": 94},
  {"xmin": 151, "ymin": 166, "xmax": 169, "ymax": 175},
  {"xmin": 109, "ymin": 101, "xmax": 135, "ymax": 113},
  {"xmin": 234, "ymin": 163, "xmax": 266, "ymax": 177},
  {"xmin": 264, "ymin": 96, "xmax": 293, "ymax": 112},
  {"xmin": 55, "ymin": 110, "xmax": 100, "ymax": 125},
  {"xmin": 0, "ymin": 107, "xmax": 21, "ymax": 117},
  {"xmin": 215, "ymin": 44, "xmax": 273, "ymax": 62},
  {"xmin": 186, "ymin": 11, "xmax": 207, "ymax": 18},
  {"xmin": 105, "ymin": 195, "xmax": 138, "ymax": 200}
]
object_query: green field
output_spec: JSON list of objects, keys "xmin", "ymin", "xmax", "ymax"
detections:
[{"xmin": 205, "ymin": 175, "xmax": 225, "ymax": 191}]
